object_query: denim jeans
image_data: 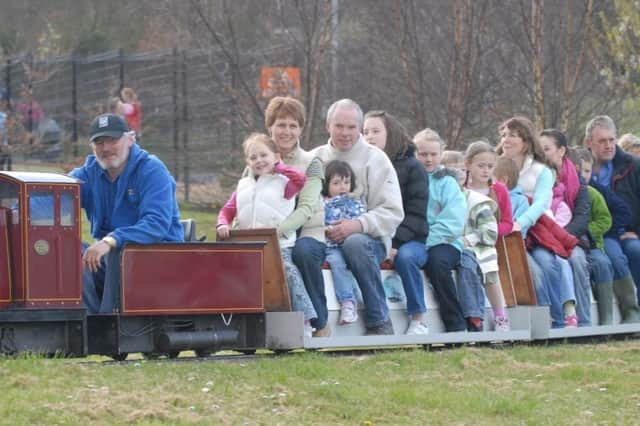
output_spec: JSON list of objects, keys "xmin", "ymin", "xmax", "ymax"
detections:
[
  {"xmin": 281, "ymin": 247, "xmax": 318, "ymax": 321},
  {"xmin": 588, "ymin": 248, "xmax": 614, "ymax": 286},
  {"xmin": 568, "ymin": 246, "xmax": 592, "ymax": 326},
  {"xmin": 530, "ymin": 247, "xmax": 575, "ymax": 327},
  {"xmin": 394, "ymin": 240, "xmax": 428, "ymax": 316},
  {"xmin": 292, "ymin": 237, "xmax": 328, "ymax": 329},
  {"xmin": 621, "ymin": 237, "xmax": 640, "ymax": 304},
  {"xmin": 425, "ymin": 244, "xmax": 466, "ymax": 331},
  {"xmin": 325, "ymin": 246, "xmax": 358, "ymax": 304},
  {"xmin": 456, "ymin": 249, "xmax": 485, "ymax": 319},
  {"xmin": 341, "ymin": 234, "xmax": 389, "ymax": 327},
  {"xmin": 604, "ymin": 237, "xmax": 631, "ymax": 280},
  {"xmin": 527, "ymin": 252, "xmax": 550, "ymax": 306},
  {"xmin": 82, "ymin": 243, "xmax": 122, "ymax": 314}
]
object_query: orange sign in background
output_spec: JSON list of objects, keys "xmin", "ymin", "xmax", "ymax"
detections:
[{"xmin": 260, "ymin": 67, "xmax": 301, "ymax": 98}]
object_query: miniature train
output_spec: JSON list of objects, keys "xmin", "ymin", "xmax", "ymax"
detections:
[{"xmin": 0, "ymin": 171, "xmax": 638, "ymax": 359}]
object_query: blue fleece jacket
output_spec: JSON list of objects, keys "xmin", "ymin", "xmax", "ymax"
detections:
[
  {"xmin": 509, "ymin": 185, "xmax": 530, "ymax": 236},
  {"xmin": 70, "ymin": 143, "xmax": 183, "ymax": 245},
  {"xmin": 426, "ymin": 168, "xmax": 466, "ymax": 251}
]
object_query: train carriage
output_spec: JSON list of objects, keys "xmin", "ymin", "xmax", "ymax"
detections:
[{"xmin": 1, "ymin": 170, "xmax": 639, "ymax": 359}]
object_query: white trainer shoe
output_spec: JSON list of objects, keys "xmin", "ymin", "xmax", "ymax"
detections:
[
  {"xmin": 406, "ymin": 320, "xmax": 429, "ymax": 335},
  {"xmin": 339, "ymin": 301, "xmax": 358, "ymax": 324},
  {"xmin": 304, "ymin": 322, "xmax": 313, "ymax": 338}
]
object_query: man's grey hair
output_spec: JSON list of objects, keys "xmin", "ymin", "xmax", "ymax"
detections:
[
  {"xmin": 326, "ymin": 99, "xmax": 364, "ymax": 128},
  {"xmin": 585, "ymin": 115, "xmax": 617, "ymax": 140}
]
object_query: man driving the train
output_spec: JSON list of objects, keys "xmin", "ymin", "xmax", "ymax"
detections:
[{"xmin": 70, "ymin": 113, "xmax": 183, "ymax": 314}]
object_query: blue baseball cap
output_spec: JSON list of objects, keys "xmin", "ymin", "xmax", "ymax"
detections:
[{"xmin": 89, "ymin": 113, "xmax": 129, "ymax": 142}]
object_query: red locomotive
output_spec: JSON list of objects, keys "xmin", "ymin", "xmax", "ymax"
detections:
[{"xmin": 0, "ymin": 171, "xmax": 301, "ymax": 359}]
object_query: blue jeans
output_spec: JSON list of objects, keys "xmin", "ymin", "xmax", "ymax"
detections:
[
  {"xmin": 425, "ymin": 244, "xmax": 466, "ymax": 331},
  {"xmin": 527, "ymin": 252, "xmax": 550, "ymax": 306},
  {"xmin": 292, "ymin": 237, "xmax": 328, "ymax": 329},
  {"xmin": 568, "ymin": 247, "xmax": 592, "ymax": 326},
  {"xmin": 341, "ymin": 234, "xmax": 389, "ymax": 327},
  {"xmin": 456, "ymin": 249, "xmax": 485, "ymax": 319},
  {"xmin": 530, "ymin": 247, "xmax": 575, "ymax": 327},
  {"xmin": 589, "ymin": 248, "xmax": 614, "ymax": 286},
  {"xmin": 394, "ymin": 241, "xmax": 428, "ymax": 316},
  {"xmin": 82, "ymin": 243, "xmax": 122, "ymax": 314},
  {"xmin": 621, "ymin": 237, "xmax": 640, "ymax": 304},
  {"xmin": 281, "ymin": 247, "xmax": 317, "ymax": 321},
  {"xmin": 603, "ymin": 237, "xmax": 631, "ymax": 280},
  {"xmin": 325, "ymin": 246, "xmax": 358, "ymax": 304}
]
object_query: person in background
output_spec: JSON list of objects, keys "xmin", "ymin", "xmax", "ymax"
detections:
[
  {"xmin": 118, "ymin": 87, "xmax": 141, "ymax": 136},
  {"xmin": 70, "ymin": 113, "xmax": 183, "ymax": 314},
  {"xmin": 584, "ymin": 115, "xmax": 640, "ymax": 315},
  {"xmin": 264, "ymin": 96, "xmax": 327, "ymax": 336},
  {"xmin": 497, "ymin": 116, "xmax": 577, "ymax": 328},
  {"xmin": 441, "ymin": 150, "xmax": 466, "ymax": 184},
  {"xmin": 322, "ymin": 160, "xmax": 365, "ymax": 325},
  {"xmin": 463, "ymin": 141, "xmax": 513, "ymax": 331},
  {"xmin": 413, "ymin": 129, "xmax": 468, "ymax": 332},
  {"xmin": 364, "ymin": 110, "xmax": 429, "ymax": 335},
  {"xmin": 568, "ymin": 148, "xmax": 640, "ymax": 324},
  {"xmin": 618, "ymin": 133, "xmax": 640, "ymax": 157},
  {"xmin": 216, "ymin": 133, "xmax": 317, "ymax": 337},
  {"xmin": 301, "ymin": 99, "xmax": 404, "ymax": 336},
  {"xmin": 492, "ymin": 157, "xmax": 529, "ymax": 235},
  {"xmin": 539, "ymin": 129, "xmax": 592, "ymax": 326}
]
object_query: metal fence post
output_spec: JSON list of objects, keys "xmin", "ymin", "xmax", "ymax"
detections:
[
  {"xmin": 71, "ymin": 55, "xmax": 78, "ymax": 156},
  {"xmin": 181, "ymin": 50, "xmax": 190, "ymax": 203},
  {"xmin": 172, "ymin": 48, "xmax": 180, "ymax": 180},
  {"xmin": 118, "ymin": 48, "xmax": 125, "ymax": 91}
]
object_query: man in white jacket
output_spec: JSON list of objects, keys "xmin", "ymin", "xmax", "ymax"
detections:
[{"xmin": 292, "ymin": 99, "xmax": 404, "ymax": 335}]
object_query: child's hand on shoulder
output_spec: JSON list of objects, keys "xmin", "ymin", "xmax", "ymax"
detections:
[
  {"xmin": 273, "ymin": 161, "xmax": 286, "ymax": 174},
  {"xmin": 216, "ymin": 225, "xmax": 230, "ymax": 240}
]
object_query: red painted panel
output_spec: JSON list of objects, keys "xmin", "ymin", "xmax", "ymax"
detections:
[
  {"xmin": 122, "ymin": 243, "xmax": 265, "ymax": 315},
  {"xmin": 8, "ymin": 206, "xmax": 23, "ymax": 301},
  {"xmin": 0, "ymin": 209, "xmax": 11, "ymax": 307},
  {"xmin": 25, "ymin": 186, "xmax": 82, "ymax": 307}
]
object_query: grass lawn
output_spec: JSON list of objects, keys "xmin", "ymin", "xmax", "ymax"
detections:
[
  {"xmin": 1, "ymin": 341, "xmax": 639, "ymax": 424},
  {"xmin": 80, "ymin": 201, "xmax": 218, "ymax": 243}
]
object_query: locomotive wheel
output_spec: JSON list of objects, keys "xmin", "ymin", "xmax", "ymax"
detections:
[
  {"xmin": 195, "ymin": 349, "xmax": 212, "ymax": 358},
  {"xmin": 142, "ymin": 352, "xmax": 160, "ymax": 360},
  {"xmin": 111, "ymin": 353, "xmax": 128, "ymax": 361},
  {"xmin": 167, "ymin": 351, "xmax": 180, "ymax": 359},
  {"xmin": 240, "ymin": 349, "xmax": 256, "ymax": 355}
]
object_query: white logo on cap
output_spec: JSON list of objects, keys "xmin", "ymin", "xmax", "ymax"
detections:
[{"xmin": 99, "ymin": 116, "xmax": 109, "ymax": 128}]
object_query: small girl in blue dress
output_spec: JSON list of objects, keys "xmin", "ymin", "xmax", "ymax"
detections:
[{"xmin": 323, "ymin": 160, "xmax": 366, "ymax": 324}]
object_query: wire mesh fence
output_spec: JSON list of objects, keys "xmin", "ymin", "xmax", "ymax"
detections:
[{"xmin": 1, "ymin": 46, "xmax": 297, "ymax": 204}]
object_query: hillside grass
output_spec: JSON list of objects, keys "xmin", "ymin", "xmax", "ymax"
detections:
[{"xmin": 1, "ymin": 341, "xmax": 639, "ymax": 425}]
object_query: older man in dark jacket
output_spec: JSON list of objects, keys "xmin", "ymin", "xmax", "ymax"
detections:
[{"xmin": 585, "ymin": 115, "xmax": 640, "ymax": 320}]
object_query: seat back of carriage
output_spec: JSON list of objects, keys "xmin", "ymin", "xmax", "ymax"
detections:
[
  {"xmin": 0, "ymin": 208, "xmax": 11, "ymax": 307},
  {"xmin": 118, "ymin": 226, "xmax": 290, "ymax": 315}
]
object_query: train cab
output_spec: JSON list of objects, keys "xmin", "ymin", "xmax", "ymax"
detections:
[
  {"xmin": 0, "ymin": 171, "xmax": 82, "ymax": 308},
  {"xmin": 0, "ymin": 171, "xmax": 85, "ymax": 356}
]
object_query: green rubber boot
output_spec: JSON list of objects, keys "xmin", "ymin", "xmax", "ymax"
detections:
[
  {"xmin": 612, "ymin": 276, "xmax": 640, "ymax": 324},
  {"xmin": 594, "ymin": 282, "xmax": 613, "ymax": 325}
]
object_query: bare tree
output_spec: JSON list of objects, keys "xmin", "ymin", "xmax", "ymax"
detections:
[{"xmin": 276, "ymin": 0, "xmax": 333, "ymax": 148}]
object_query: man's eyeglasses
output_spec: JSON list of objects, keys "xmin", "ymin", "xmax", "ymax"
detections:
[{"xmin": 90, "ymin": 137, "xmax": 121, "ymax": 147}]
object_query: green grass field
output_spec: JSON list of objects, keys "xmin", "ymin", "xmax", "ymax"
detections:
[{"xmin": 1, "ymin": 342, "xmax": 639, "ymax": 424}]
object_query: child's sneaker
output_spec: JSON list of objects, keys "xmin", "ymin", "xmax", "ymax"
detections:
[
  {"xmin": 405, "ymin": 320, "xmax": 429, "ymax": 335},
  {"xmin": 564, "ymin": 314, "xmax": 578, "ymax": 328},
  {"xmin": 304, "ymin": 321, "xmax": 313, "ymax": 338},
  {"xmin": 494, "ymin": 316, "xmax": 510, "ymax": 332},
  {"xmin": 339, "ymin": 301, "xmax": 358, "ymax": 324}
]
